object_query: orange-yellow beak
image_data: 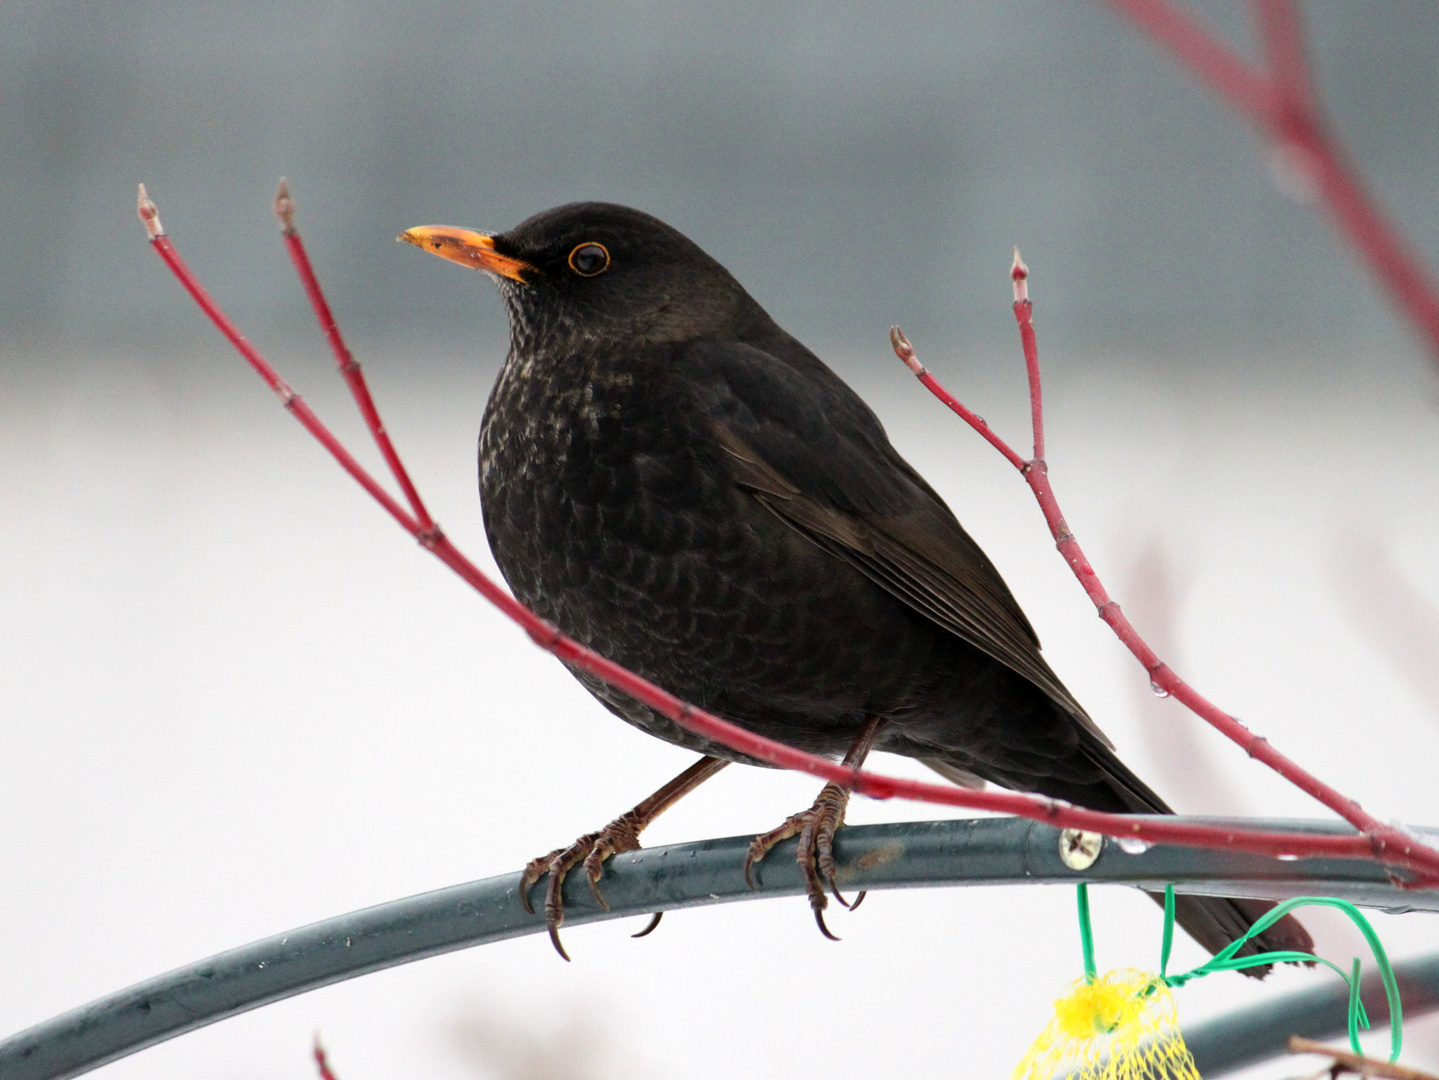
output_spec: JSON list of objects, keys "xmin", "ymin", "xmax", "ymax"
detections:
[{"xmin": 398, "ymin": 225, "xmax": 534, "ymax": 282}]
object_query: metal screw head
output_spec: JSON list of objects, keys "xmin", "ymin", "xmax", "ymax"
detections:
[{"xmin": 1059, "ymin": 828, "xmax": 1103, "ymax": 871}]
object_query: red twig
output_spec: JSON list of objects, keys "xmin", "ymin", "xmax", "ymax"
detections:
[
  {"xmin": 1254, "ymin": 0, "xmax": 1316, "ymax": 113},
  {"xmin": 137, "ymin": 187, "xmax": 420, "ymax": 537},
  {"xmin": 313, "ymin": 1036, "xmax": 339, "ymax": 1080},
  {"xmin": 892, "ymin": 327, "xmax": 1026, "ymax": 470},
  {"xmin": 1105, "ymin": 0, "xmax": 1277, "ymax": 122},
  {"xmin": 1103, "ymin": 0, "xmax": 1439, "ymax": 369},
  {"xmin": 272, "ymin": 179, "xmax": 436, "ymax": 534},
  {"xmin": 1011, "ymin": 250, "xmax": 1045, "ymax": 462},
  {"xmin": 893, "ymin": 251, "xmax": 1439, "ymax": 885},
  {"xmin": 136, "ymin": 184, "xmax": 1439, "ymax": 885}
]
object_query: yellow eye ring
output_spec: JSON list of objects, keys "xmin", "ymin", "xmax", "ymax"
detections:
[{"xmin": 568, "ymin": 242, "xmax": 610, "ymax": 277}]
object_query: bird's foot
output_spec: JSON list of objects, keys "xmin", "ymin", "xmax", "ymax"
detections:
[
  {"xmin": 743, "ymin": 781, "xmax": 864, "ymax": 941},
  {"xmin": 516, "ymin": 757, "xmax": 728, "ymax": 961},
  {"xmin": 519, "ymin": 811, "xmax": 646, "ymax": 961}
]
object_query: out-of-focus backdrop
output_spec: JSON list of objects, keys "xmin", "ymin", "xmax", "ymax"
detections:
[{"xmin": 3, "ymin": 2, "xmax": 1438, "ymax": 1078}]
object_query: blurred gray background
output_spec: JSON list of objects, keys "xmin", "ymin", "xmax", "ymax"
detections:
[
  {"xmin": 4, "ymin": 3, "xmax": 1439, "ymax": 1080},
  {"xmin": 3, "ymin": 0, "xmax": 1437, "ymax": 359}
]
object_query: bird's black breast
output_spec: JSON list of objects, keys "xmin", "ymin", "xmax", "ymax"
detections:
[{"xmin": 478, "ymin": 338, "xmax": 966, "ymax": 759}]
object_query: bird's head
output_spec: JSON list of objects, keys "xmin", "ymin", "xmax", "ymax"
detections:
[{"xmin": 400, "ymin": 202, "xmax": 763, "ymax": 350}]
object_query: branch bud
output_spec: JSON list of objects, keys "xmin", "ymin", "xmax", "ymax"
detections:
[
  {"xmin": 137, "ymin": 183, "xmax": 164, "ymax": 239},
  {"xmin": 273, "ymin": 177, "xmax": 297, "ymax": 235},
  {"xmin": 890, "ymin": 325, "xmax": 924, "ymax": 375},
  {"xmin": 1011, "ymin": 246, "xmax": 1029, "ymax": 303}
]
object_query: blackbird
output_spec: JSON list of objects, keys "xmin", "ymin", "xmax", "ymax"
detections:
[{"xmin": 400, "ymin": 203, "xmax": 1310, "ymax": 964}]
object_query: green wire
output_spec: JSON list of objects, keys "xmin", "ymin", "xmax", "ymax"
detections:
[
  {"xmin": 1159, "ymin": 885, "xmax": 1176, "ymax": 981},
  {"xmin": 1152, "ymin": 890, "xmax": 1403, "ymax": 1062},
  {"xmin": 1073, "ymin": 885, "xmax": 1404, "ymax": 1061},
  {"xmin": 1077, "ymin": 883, "xmax": 1097, "ymax": 982}
]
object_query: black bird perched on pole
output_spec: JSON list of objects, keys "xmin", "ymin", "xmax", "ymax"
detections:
[{"xmin": 399, "ymin": 202, "xmax": 1310, "ymax": 964}]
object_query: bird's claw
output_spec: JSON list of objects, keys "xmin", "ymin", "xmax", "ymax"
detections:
[
  {"xmin": 744, "ymin": 781, "xmax": 858, "ymax": 938},
  {"xmin": 519, "ymin": 844, "xmax": 570, "ymax": 915},
  {"xmin": 517, "ymin": 813, "xmax": 648, "ymax": 960}
]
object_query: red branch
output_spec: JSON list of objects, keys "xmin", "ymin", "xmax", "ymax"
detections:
[
  {"xmin": 136, "ymin": 183, "xmax": 1439, "ymax": 886},
  {"xmin": 273, "ymin": 180, "xmax": 436, "ymax": 534},
  {"xmin": 312, "ymin": 1037, "xmax": 339, "ymax": 1080},
  {"xmin": 892, "ymin": 250, "xmax": 1439, "ymax": 885},
  {"xmin": 1104, "ymin": 0, "xmax": 1439, "ymax": 369}
]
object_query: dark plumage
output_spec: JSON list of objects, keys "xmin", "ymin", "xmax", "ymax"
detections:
[{"xmin": 402, "ymin": 202, "xmax": 1310, "ymax": 963}]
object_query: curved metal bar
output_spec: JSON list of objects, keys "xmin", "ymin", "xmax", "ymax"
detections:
[
  {"xmin": 1189, "ymin": 950, "xmax": 1439, "ymax": 1076},
  {"xmin": 3, "ymin": 815, "xmax": 1437, "ymax": 1080}
]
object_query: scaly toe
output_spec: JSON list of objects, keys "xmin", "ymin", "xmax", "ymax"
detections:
[
  {"xmin": 583, "ymin": 840, "xmax": 617, "ymax": 909},
  {"xmin": 542, "ymin": 856, "xmax": 574, "ymax": 958},
  {"xmin": 744, "ymin": 811, "xmax": 806, "ymax": 889},
  {"xmin": 802, "ymin": 783, "xmax": 855, "ymax": 915},
  {"xmin": 816, "ymin": 823, "xmax": 853, "ymax": 908},
  {"xmin": 519, "ymin": 846, "xmax": 567, "ymax": 915}
]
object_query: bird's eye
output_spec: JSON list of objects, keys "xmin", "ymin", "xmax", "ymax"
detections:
[{"xmin": 568, "ymin": 243, "xmax": 610, "ymax": 277}]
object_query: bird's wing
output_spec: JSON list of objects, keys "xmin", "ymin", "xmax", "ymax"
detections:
[{"xmin": 685, "ymin": 338, "xmax": 1109, "ymax": 745}]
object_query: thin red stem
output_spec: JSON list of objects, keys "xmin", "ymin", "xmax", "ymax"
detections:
[
  {"xmin": 1254, "ymin": 0, "xmax": 1315, "ymax": 114},
  {"xmin": 890, "ymin": 327, "xmax": 1027, "ymax": 470},
  {"xmin": 892, "ymin": 276, "xmax": 1439, "ymax": 885},
  {"xmin": 1295, "ymin": 124, "xmax": 1439, "ymax": 364},
  {"xmin": 1012, "ymin": 251, "xmax": 1044, "ymax": 462},
  {"xmin": 1105, "ymin": 0, "xmax": 1439, "ymax": 368},
  {"xmin": 273, "ymin": 181, "xmax": 436, "ymax": 532},
  {"xmin": 312, "ymin": 1039, "xmax": 339, "ymax": 1080},
  {"xmin": 1102, "ymin": 0, "xmax": 1278, "ymax": 125},
  {"xmin": 144, "ymin": 229, "xmax": 419, "ymax": 537},
  {"xmin": 137, "ymin": 188, "xmax": 1439, "ymax": 888}
]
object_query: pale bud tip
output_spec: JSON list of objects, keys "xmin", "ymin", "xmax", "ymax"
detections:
[
  {"xmin": 273, "ymin": 177, "xmax": 296, "ymax": 235},
  {"xmin": 889, "ymin": 325, "xmax": 924, "ymax": 374},
  {"xmin": 137, "ymin": 183, "xmax": 164, "ymax": 239},
  {"xmin": 1011, "ymin": 246, "xmax": 1029, "ymax": 302}
]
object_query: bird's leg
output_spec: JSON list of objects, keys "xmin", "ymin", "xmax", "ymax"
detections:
[
  {"xmin": 520, "ymin": 755, "xmax": 729, "ymax": 960},
  {"xmin": 743, "ymin": 715, "xmax": 888, "ymax": 940}
]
